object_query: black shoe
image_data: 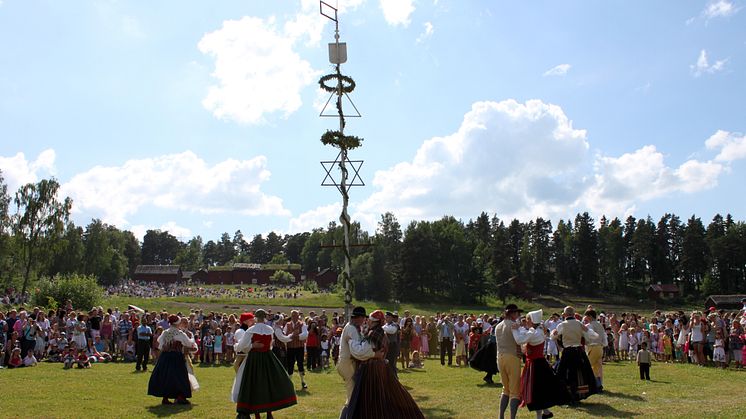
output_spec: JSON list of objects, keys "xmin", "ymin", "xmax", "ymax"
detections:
[
  {"xmin": 175, "ymin": 399, "xmax": 190, "ymax": 405},
  {"xmin": 542, "ymin": 413, "xmax": 553, "ymax": 419}
]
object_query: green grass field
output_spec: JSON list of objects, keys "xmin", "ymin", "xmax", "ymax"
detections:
[{"xmin": 3, "ymin": 358, "xmax": 743, "ymax": 418}]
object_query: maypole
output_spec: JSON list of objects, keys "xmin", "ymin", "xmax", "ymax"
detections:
[{"xmin": 319, "ymin": 1, "xmax": 364, "ymax": 321}]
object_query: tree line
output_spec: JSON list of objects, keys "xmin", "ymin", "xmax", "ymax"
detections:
[{"xmin": 1, "ymin": 172, "xmax": 745, "ymax": 304}]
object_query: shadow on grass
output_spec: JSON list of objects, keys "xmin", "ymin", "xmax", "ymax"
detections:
[
  {"xmin": 570, "ymin": 401, "xmax": 636, "ymax": 418},
  {"xmin": 415, "ymin": 394, "xmax": 456, "ymax": 419},
  {"xmin": 601, "ymin": 390, "xmax": 644, "ymax": 401},
  {"xmin": 146, "ymin": 403, "xmax": 194, "ymax": 417}
]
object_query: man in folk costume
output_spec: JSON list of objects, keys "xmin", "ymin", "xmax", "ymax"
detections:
[
  {"xmin": 342, "ymin": 310, "xmax": 424, "ymax": 419},
  {"xmin": 147, "ymin": 315, "xmax": 198, "ymax": 405},
  {"xmin": 494, "ymin": 304, "xmax": 530, "ymax": 419},
  {"xmin": 584, "ymin": 309, "xmax": 607, "ymax": 391},
  {"xmin": 337, "ymin": 306, "xmax": 377, "ymax": 414},
  {"xmin": 519, "ymin": 310, "xmax": 570, "ymax": 419},
  {"xmin": 552, "ymin": 306, "xmax": 599, "ymax": 402},
  {"xmin": 234, "ymin": 313, "xmax": 255, "ymax": 373},
  {"xmin": 283, "ymin": 310, "xmax": 309, "ymax": 389},
  {"xmin": 233, "ymin": 309, "xmax": 296, "ymax": 419}
]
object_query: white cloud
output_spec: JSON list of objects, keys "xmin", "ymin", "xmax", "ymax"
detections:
[
  {"xmin": 352, "ymin": 99, "xmax": 736, "ymax": 226},
  {"xmin": 288, "ymin": 202, "xmax": 342, "ymax": 233},
  {"xmin": 706, "ymin": 130, "xmax": 746, "ymax": 162},
  {"xmin": 704, "ymin": 0, "xmax": 738, "ymax": 19},
  {"xmin": 60, "ymin": 151, "xmax": 289, "ymax": 228},
  {"xmin": 379, "ymin": 0, "xmax": 415, "ymax": 26},
  {"xmin": 0, "ymin": 149, "xmax": 57, "ymax": 193},
  {"xmin": 416, "ymin": 21, "xmax": 434, "ymax": 44},
  {"xmin": 582, "ymin": 146, "xmax": 724, "ymax": 215},
  {"xmin": 543, "ymin": 64, "xmax": 571, "ymax": 77},
  {"xmin": 691, "ymin": 49, "xmax": 727, "ymax": 76},
  {"xmin": 129, "ymin": 221, "xmax": 192, "ymax": 241},
  {"xmin": 198, "ymin": 16, "xmax": 321, "ymax": 124},
  {"xmin": 358, "ymin": 99, "xmax": 590, "ymax": 222}
]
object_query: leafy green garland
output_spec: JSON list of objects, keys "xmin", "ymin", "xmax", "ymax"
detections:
[
  {"xmin": 320, "ymin": 130, "xmax": 363, "ymax": 149},
  {"xmin": 319, "ymin": 73, "xmax": 356, "ymax": 93}
]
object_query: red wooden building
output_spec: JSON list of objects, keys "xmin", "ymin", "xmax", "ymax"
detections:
[{"xmin": 134, "ymin": 265, "xmax": 182, "ymax": 283}]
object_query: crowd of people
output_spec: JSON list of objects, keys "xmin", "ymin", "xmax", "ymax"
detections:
[
  {"xmin": 2, "ymin": 296, "xmax": 746, "ymax": 417},
  {"xmin": 104, "ymin": 280, "xmax": 303, "ymax": 301}
]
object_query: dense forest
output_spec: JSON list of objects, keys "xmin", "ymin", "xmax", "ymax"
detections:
[{"xmin": 1, "ymin": 173, "xmax": 745, "ymax": 304}]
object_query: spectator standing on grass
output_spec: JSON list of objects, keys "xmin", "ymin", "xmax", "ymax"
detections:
[
  {"xmin": 117, "ymin": 313, "xmax": 132, "ymax": 358},
  {"xmin": 136, "ymin": 319, "xmax": 152, "ymax": 372},
  {"xmin": 637, "ymin": 342, "xmax": 651, "ymax": 380},
  {"xmin": 437, "ymin": 314, "xmax": 455, "ymax": 366},
  {"xmin": 383, "ymin": 311, "xmax": 400, "ymax": 378}
]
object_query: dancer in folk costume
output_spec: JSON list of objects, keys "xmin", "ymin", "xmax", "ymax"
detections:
[
  {"xmin": 342, "ymin": 310, "xmax": 425, "ymax": 419},
  {"xmin": 519, "ymin": 310, "xmax": 571, "ymax": 419},
  {"xmin": 338, "ymin": 306, "xmax": 377, "ymax": 411},
  {"xmin": 469, "ymin": 319, "xmax": 498, "ymax": 384},
  {"xmin": 283, "ymin": 310, "xmax": 309, "ymax": 389},
  {"xmin": 494, "ymin": 304, "xmax": 527, "ymax": 419},
  {"xmin": 233, "ymin": 313, "xmax": 255, "ymax": 372},
  {"xmin": 233, "ymin": 309, "xmax": 297, "ymax": 419},
  {"xmin": 584, "ymin": 309, "xmax": 608, "ymax": 391},
  {"xmin": 551, "ymin": 306, "xmax": 599, "ymax": 403},
  {"xmin": 147, "ymin": 315, "xmax": 198, "ymax": 405}
]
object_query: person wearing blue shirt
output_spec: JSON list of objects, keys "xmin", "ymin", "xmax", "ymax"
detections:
[{"xmin": 136, "ymin": 319, "xmax": 153, "ymax": 372}]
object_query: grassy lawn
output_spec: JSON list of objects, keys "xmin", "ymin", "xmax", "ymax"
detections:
[{"xmin": 3, "ymin": 358, "xmax": 743, "ymax": 418}]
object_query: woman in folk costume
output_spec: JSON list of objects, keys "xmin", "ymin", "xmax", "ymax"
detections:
[
  {"xmin": 519, "ymin": 310, "xmax": 570, "ymax": 419},
  {"xmin": 343, "ymin": 310, "xmax": 425, "ymax": 419},
  {"xmin": 148, "ymin": 315, "xmax": 198, "ymax": 405},
  {"xmin": 233, "ymin": 309, "xmax": 297, "ymax": 419},
  {"xmin": 469, "ymin": 319, "xmax": 498, "ymax": 384},
  {"xmin": 551, "ymin": 306, "xmax": 599, "ymax": 403}
]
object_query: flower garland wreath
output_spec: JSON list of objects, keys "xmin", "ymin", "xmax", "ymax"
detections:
[
  {"xmin": 319, "ymin": 73, "xmax": 356, "ymax": 93},
  {"xmin": 320, "ymin": 130, "xmax": 363, "ymax": 149}
]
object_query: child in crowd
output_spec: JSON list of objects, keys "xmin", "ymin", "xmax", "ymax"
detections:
[
  {"xmin": 728, "ymin": 327, "xmax": 743, "ymax": 368},
  {"xmin": 203, "ymin": 330, "xmax": 214, "ymax": 365},
  {"xmin": 332, "ymin": 327, "xmax": 342, "ymax": 366},
  {"xmin": 713, "ymin": 330, "xmax": 726, "ymax": 368},
  {"xmin": 604, "ymin": 327, "xmax": 616, "ymax": 362},
  {"xmin": 637, "ymin": 342, "xmax": 651, "ymax": 380},
  {"xmin": 23, "ymin": 351, "xmax": 38, "ymax": 367},
  {"xmin": 63, "ymin": 346, "xmax": 76, "ymax": 369},
  {"xmin": 320, "ymin": 334, "xmax": 330, "ymax": 369},
  {"xmin": 468, "ymin": 324, "xmax": 483, "ymax": 360},
  {"xmin": 124, "ymin": 341, "xmax": 136, "ymax": 362},
  {"xmin": 628, "ymin": 328, "xmax": 638, "ymax": 359},
  {"xmin": 8, "ymin": 348, "xmax": 23, "ymax": 368},
  {"xmin": 77, "ymin": 349, "xmax": 91, "ymax": 368},
  {"xmin": 649, "ymin": 326, "xmax": 659, "ymax": 361},
  {"xmin": 661, "ymin": 331, "xmax": 673, "ymax": 363},
  {"xmin": 741, "ymin": 331, "xmax": 746, "ymax": 367},
  {"xmin": 213, "ymin": 328, "xmax": 223, "ymax": 365},
  {"xmin": 409, "ymin": 350, "xmax": 424, "ymax": 368},
  {"xmin": 618, "ymin": 325, "xmax": 629, "ymax": 361},
  {"xmin": 224, "ymin": 328, "xmax": 234, "ymax": 364}
]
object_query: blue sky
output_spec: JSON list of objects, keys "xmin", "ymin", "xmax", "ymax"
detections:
[{"xmin": 1, "ymin": 0, "xmax": 744, "ymax": 241}]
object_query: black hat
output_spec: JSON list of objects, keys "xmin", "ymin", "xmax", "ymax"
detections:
[
  {"xmin": 504, "ymin": 304, "xmax": 523, "ymax": 314},
  {"xmin": 385, "ymin": 311, "xmax": 394, "ymax": 317},
  {"xmin": 351, "ymin": 306, "xmax": 367, "ymax": 318}
]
